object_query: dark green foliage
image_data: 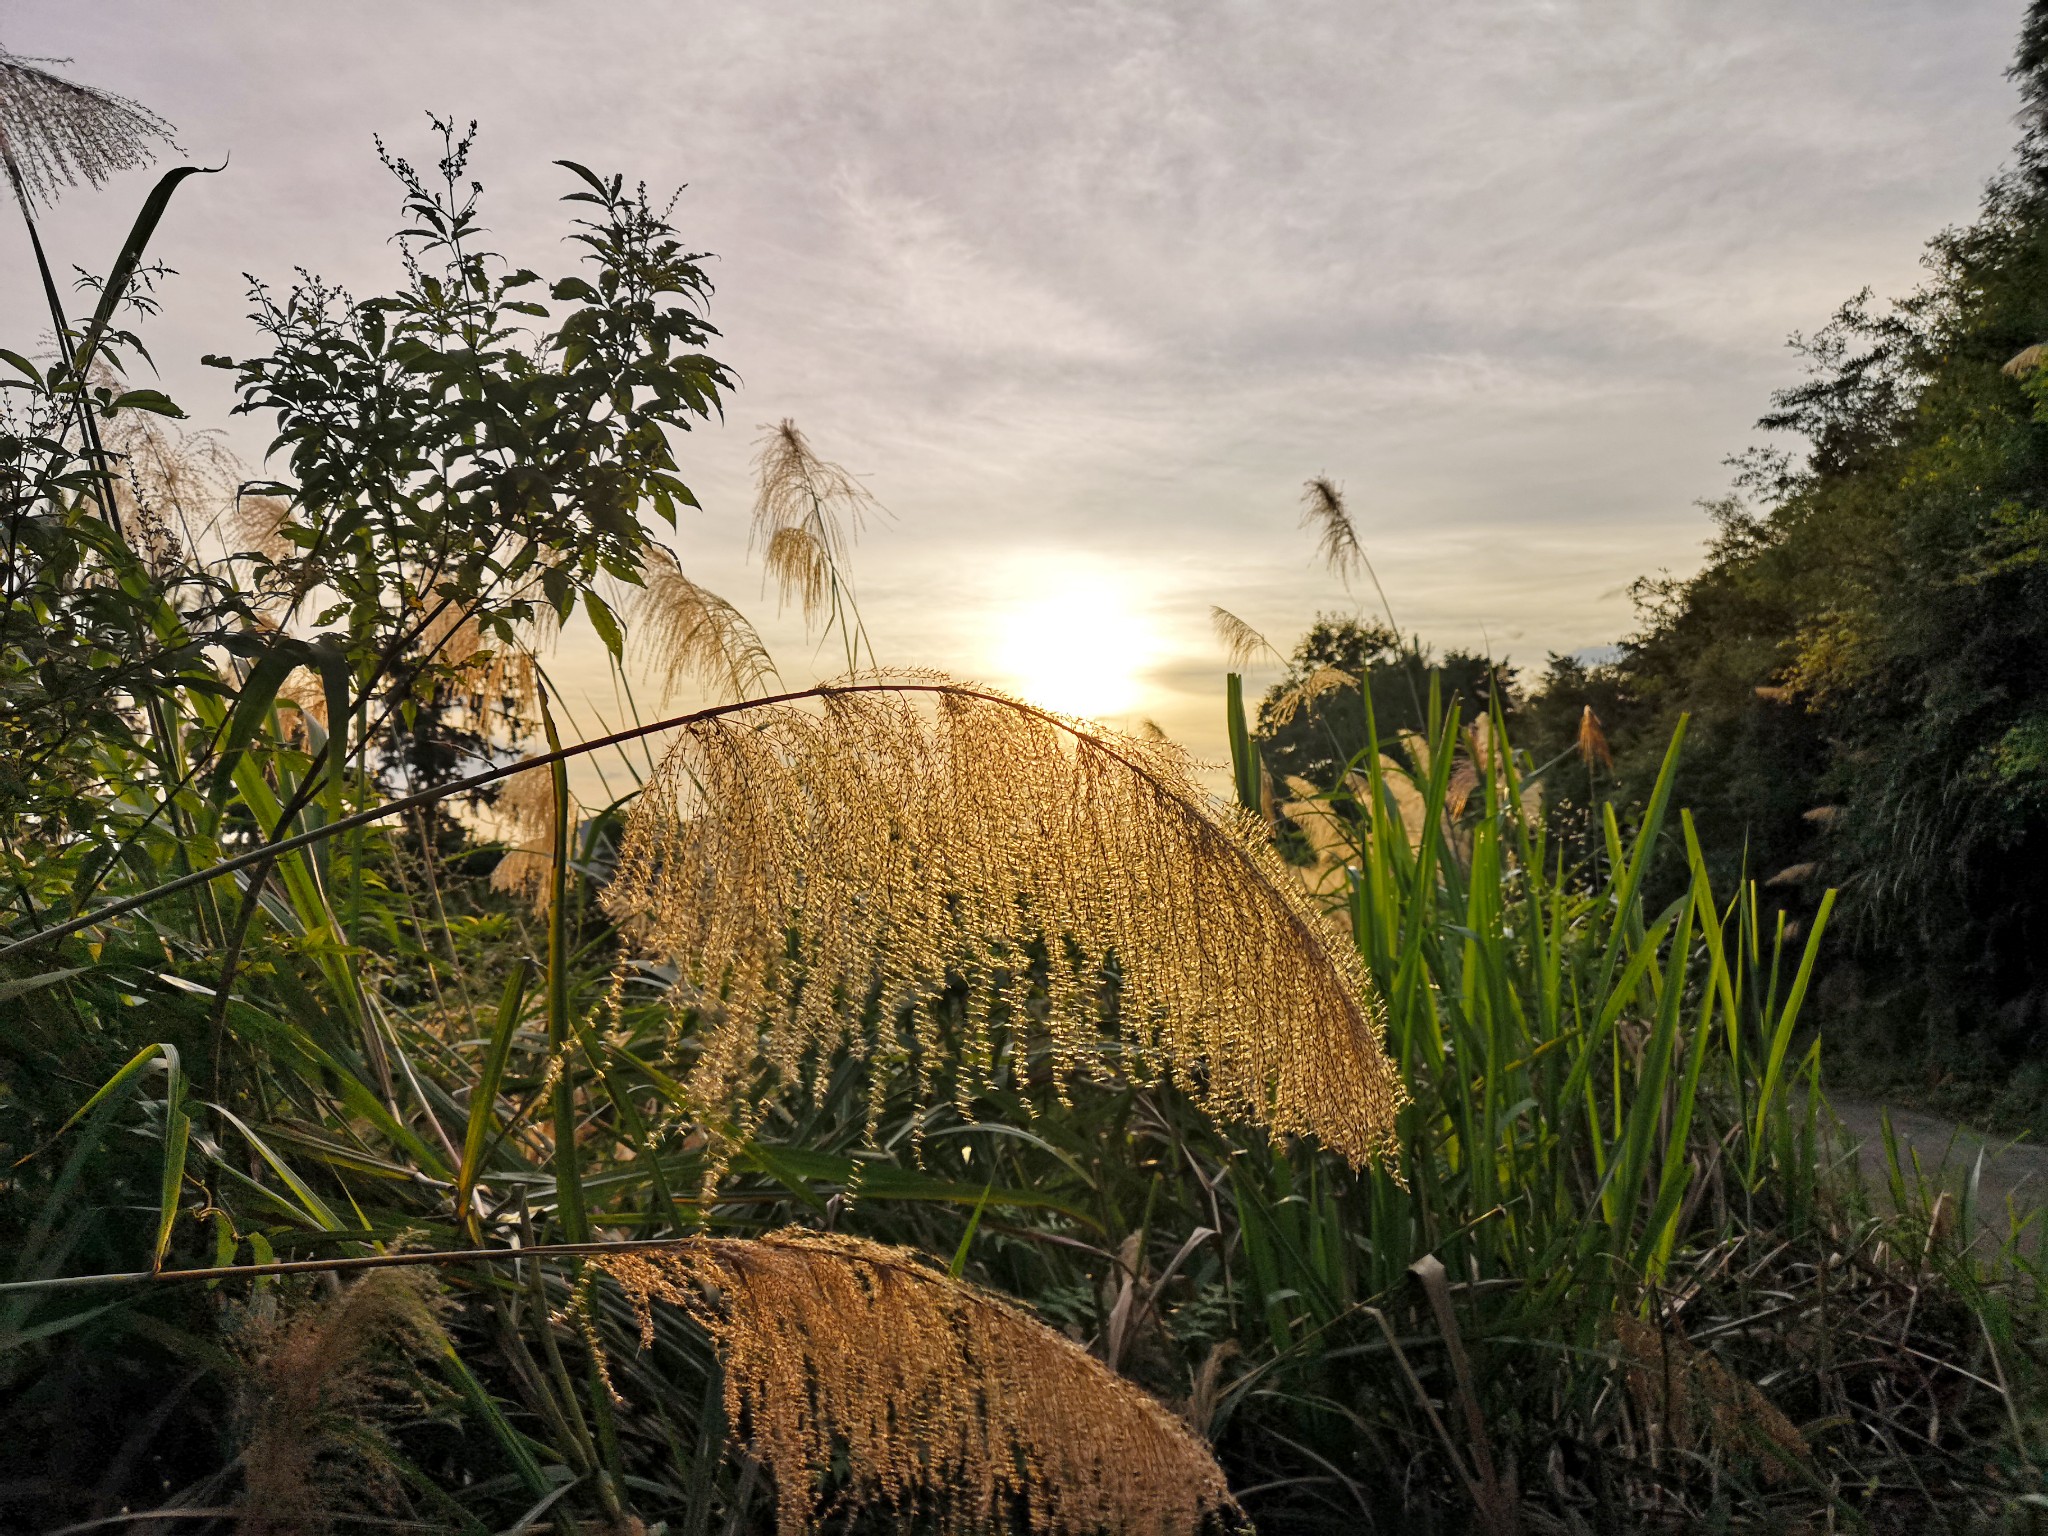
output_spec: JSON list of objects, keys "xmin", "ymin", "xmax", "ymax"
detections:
[
  {"xmin": 1545, "ymin": 7, "xmax": 2048, "ymax": 1085},
  {"xmin": 1255, "ymin": 614, "xmax": 1512, "ymax": 788},
  {"xmin": 211, "ymin": 118, "xmax": 732, "ymax": 745}
]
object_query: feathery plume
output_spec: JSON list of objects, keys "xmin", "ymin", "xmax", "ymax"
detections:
[
  {"xmin": 597, "ymin": 1230, "xmax": 1244, "ymax": 1536},
  {"xmin": 1279, "ymin": 775, "xmax": 1356, "ymax": 905},
  {"xmin": 751, "ymin": 418, "xmax": 872, "ymax": 566},
  {"xmin": 1299, "ymin": 476, "xmax": 1403, "ymax": 633},
  {"xmin": 490, "ymin": 763, "xmax": 575, "ymax": 911},
  {"xmin": 0, "ymin": 48, "xmax": 175, "ymax": 210},
  {"xmin": 751, "ymin": 419, "xmax": 879, "ymax": 667},
  {"xmin": 1266, "ymin": 664, "xmax": 1356, "ymax": 728},
  {"xmin": 1210, "ymin": 606, "xmax": 1282, "ymax": 671},
  {"xmin": 1353, "ymin": 761, "xmax": 1430, "ymax": 855},
  {"xmin": 2004, "ymin": 342, "xmax": 2048, "ymax": 378},
  {"xmin": 226, "ymin": 493, "xmax": 297, "ymax": 563},
  {"xmin": 236, "ymin": 1269, "xmax": 445, "ymax": 1536},
  {"xmin": 602, "ymin": 677, "xmax": 1404, "ymax": 1183},
  {"xmin": 760, "ymin": 522, "xmax": 831, "ymax": 623},
  {"xmin": 98, "ymin": 405, "xmax": 241, "ymax": 571},
  {"xmin": 1299, "ymin": 477, "xmax": 1364, "ymax": 586},
  {"xmin": 415, "ymin": 605, "xmax": 542, "ymax": 722},
  {"xmin": 631, "ymin": 547, "xmax": 780, "ymax": 704},
  {"xmin": 1576, "ymin": 704, "xmax": 1614, "ymax": 773}
]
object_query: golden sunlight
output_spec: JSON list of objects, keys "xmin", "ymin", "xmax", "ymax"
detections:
[{"xmin": 991, "ymin": 568, "xmax": 1153, "ymax": 720}]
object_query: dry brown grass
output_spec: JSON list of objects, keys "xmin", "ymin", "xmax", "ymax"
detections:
[{"xmin": 597, "ymin": 1229, "xmax": 1244, "ymax": 1536}]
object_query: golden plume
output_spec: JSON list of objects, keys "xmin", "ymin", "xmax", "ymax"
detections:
[
  {"xmin": 2004, "ymin": 342, "xmax": 2048, "ymax": 378},
  {"xmin": 1209, "ymin": 606, "xmax": 1281, "ymax": 671},
  {"xmin": 629, "ymin": 547, "xmax": 780, "ymax": 704},
  {"xmin": 751, "ymin": 418, "xmax": 872, "ymax": 568},
  {"xmin": 1576, "ymin": 703, "xmax": 1614, "ymax": 773},
  {"xmin": 760, "ymin": 522, "xmax": 831, "ymax": 623},
  {"xmin": 489, "ymin": 760, "xmax": 575, "ymax": 911},
  {"xmin": 750, "ymin": 419, "xmax": 878, "ymax": 668},
  {"xmin": 601, "ymin": 678, "xmax": 1403, "ymax": 1181},
  {"xmin": 1266, "ymin": 664, "xmax": 1356, "ymax": 728},
  {"xmin": 596, "ymin": 1229, "xmax": 1244, "ymax": 1536}
]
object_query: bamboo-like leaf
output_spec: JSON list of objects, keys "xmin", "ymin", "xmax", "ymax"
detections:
[
  {"xmin": 152, "ymin": 1045, "xmax": 189, "ymax": 1269},
  {"xmin": 457, "ymin": 957, "xmax": 532, "ymax": 1232}
]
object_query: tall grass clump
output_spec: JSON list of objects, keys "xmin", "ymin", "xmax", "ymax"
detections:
[{"xmin": 1180, "ymin": 673, "xmax": 2048, "ymax": 1530}]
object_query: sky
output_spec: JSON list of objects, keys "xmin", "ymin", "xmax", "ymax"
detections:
[{"xmin": 4, "ymin": 0, "xmax": 2034, "ymax": 776}]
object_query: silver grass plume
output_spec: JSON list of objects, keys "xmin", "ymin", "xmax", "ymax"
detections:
[
  {"xmin": 630, "ymin": 546, "xmax": 780, "ymax": 703},
  {"xmin": 1300, "ymin": 475, "xmax": 1402, "ymax": 633},
  {"xmin": 1210, "ymin": 606, "xmax": 1282, "ymax": 671},
  {"xmin": 601, "ymin": 676, "xmax": 1405, "ymax": 1185},
  {"xmin": 751, "ymin": 419, "xmax": 878, "ymax": 668},
  {"xmin": 0, "ymin": 48, "xmax": 175, "ymax": 211},
  {"xmin": 1299, "ymin": 476, "xmax": 1365, "ymax": 586}
]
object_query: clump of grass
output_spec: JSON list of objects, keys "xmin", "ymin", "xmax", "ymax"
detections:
[{"xmin": 235, "ymin": 1269, "xmax": 446, "ymax": 1536}]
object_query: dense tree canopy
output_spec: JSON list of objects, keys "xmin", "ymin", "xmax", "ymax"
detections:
[{"xmin": 1536, "ymin": 6, "xmax": 2048, "ymax": 1076}]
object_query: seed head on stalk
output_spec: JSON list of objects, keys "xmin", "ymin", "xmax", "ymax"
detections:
[
  {"xmin": 597, "ymin": 1229, "xmax": 1246, "ymax": 1536},
  {"xmin": 602, "ymin": 676, "xmax": 1406, "ymax": 1187},
  {"xmin": 0, "ymin": 47, "xmax": 175, "ymax": 213}
]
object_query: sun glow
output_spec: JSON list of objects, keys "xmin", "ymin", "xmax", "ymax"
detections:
[{"xmin": 991, "ymin": 568, "xmax": 1154, "ymax": 720}]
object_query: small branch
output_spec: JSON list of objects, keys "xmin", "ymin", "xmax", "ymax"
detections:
[{"xmin": 0, "ymin": 1236, "xmax": 704, "ymax": 1296}]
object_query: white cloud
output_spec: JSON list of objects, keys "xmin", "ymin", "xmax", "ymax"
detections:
[{"xmin": 1, "ymin": 0, "xmax": 2029, "ymax": 772}]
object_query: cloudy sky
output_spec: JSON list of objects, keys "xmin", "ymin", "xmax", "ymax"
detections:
[{"xmin": 5, "ymin": 0, "xmax": 2032, "ymax": 768}]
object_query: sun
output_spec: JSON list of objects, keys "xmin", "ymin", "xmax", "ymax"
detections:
[{"xmin": 990, "ymin": 568, "xmax": 1153, "ymax": 720}]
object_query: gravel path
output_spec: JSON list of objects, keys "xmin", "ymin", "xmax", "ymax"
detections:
[{"xmin": 1827, "ymin": 1093, "xmax": 2048, "ymax": 1224}]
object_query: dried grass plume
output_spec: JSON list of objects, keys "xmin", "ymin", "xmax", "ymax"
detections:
[
  {"xmin": 236, "ymin": 1269, "xmax": 445, "ymax": 1536},
  {"xmin": 0, "ymin": 47, "xmax": 175, "ymax": 209},
  {"xmin": 1576, "ymin": 704, "xmax": 1614, "ymax": 773},
  {"xmin": 490, "ymin": 760, "xmax": 576, "ymax": 911},
  {"xmin": 630, "ymin": 547, "xmax": 779, "ymax": 703},
  {"xmin": 602, "ymin": 678, "xmax": 1404, "ymax": 1181},
  {"xmin": 1300, "ymin": 476, "xmax": 1364, "ymax": 586},
  {"xmin": 751, "ymin": 419, "xmax": 878, "ymax": 666},
  {"xmin": 1210, "ymin": 606, "xmax": 1281, "ymax": 672},
  {"xmin": 597, "ymin": 1230, "xmax": 1244, "ymax": 1536}
]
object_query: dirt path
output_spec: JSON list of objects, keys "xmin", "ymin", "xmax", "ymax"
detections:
[{"xmin": 1827, "ymin": 1093, "xmax": 2048, "ymax": 1224}]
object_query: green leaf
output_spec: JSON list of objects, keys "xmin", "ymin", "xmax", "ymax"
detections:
[
  {"xmin": 208, "ymin": 640, "xmax": 312, "ymax": 805},
  {"xmin": 0, "ymin": 967, "xmax": 88, "ymax": 1003},
  {"xmin": 74, "ymin": 164, "xmax": 223, "ymax": 383},
  {"xmin": 153, "ymin": 1046, "xmax": 191, "ymax": 1269},
  {"xmin": 583, "ymin": 588, "xmax": 623, "ymax": 657},
  {"xmin": 456, "ymin": 958, "xmax": 531, "ymax": 1228},
  {"xmin": 106, "ymin": 389, "xmax": 185, "ymax": 419}
]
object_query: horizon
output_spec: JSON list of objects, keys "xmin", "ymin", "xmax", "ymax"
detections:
[{"xmin": 4, "ymin": 0, "xmax": 2030, "ymax": 779}]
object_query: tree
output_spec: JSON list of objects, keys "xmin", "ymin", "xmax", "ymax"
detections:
[
  {"xmin": 1255, "ymin": 614, "xmax": 1513, "ymax": 790},
  {"xmin": 1582, "ymin": 6, "xmax": 2048, "ymax": 1076}
]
